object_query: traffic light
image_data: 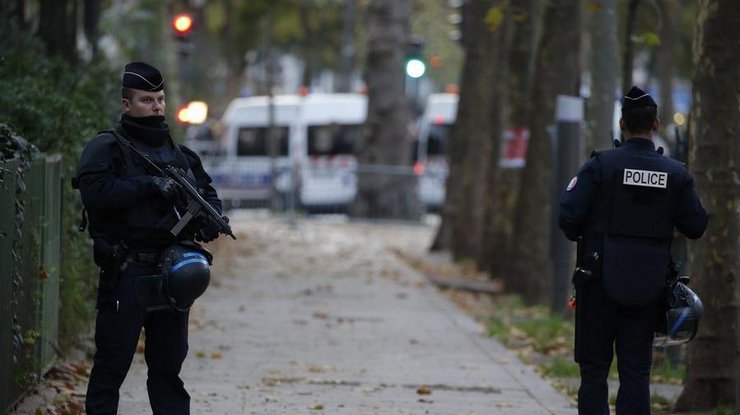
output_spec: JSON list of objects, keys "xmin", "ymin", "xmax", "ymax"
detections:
[
  {"xmin": 172, "ymin": 12, "xmax": 194, "ymax": 55},
  {"xmin": 172, "ymin": 13, "xmax": 193, "ymax": 37},
  {"xmin": 405, "ymin": 39, "xmax": 426, "ymax": 79}
]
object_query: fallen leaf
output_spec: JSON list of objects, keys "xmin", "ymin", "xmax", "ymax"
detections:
[
  {"xmin": 211, "ymin": 352, "xmax": 223, "ymax": 359},
  {"xmin": 313, "ymin": 311, "xmax": 329, "ymax": 320},
  {"xmin": 311, "ymin": 404, "xmax": 325, "ymax": 410},
  {"xmin": 417, "ymin": 385, "xmax": 432, "ymax": 395}
]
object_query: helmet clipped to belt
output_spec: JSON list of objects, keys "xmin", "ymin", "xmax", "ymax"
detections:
[
  {"xmin": 135, "ymin": 241, "xmax": 213, "ymax": 312},
  {"xmin": 653, "ymin": 276, "xmax": 703, "ymax": 347}
]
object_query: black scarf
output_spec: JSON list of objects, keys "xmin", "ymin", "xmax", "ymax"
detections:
[{"xmin": 120, "ymin": 114, "xmax": 170, "ymax": 147}]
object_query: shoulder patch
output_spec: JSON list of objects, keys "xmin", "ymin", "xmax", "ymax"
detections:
[{"xmin": 566, "ymin": 176, "xmax": 578, "ymax": 191}]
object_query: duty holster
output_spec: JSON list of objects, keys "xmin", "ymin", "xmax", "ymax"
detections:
[
  {"xmin": 572, "ymin": 238, "xmax": 601, "ymax": 285},
  {"xmin": 93, "ymin": 238, "xmax": 127, "ymax": 292}
]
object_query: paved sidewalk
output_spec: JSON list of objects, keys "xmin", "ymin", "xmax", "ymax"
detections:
[{"xmin": 18, "ymin": 216, "xmax": 577, "ymax": 414}]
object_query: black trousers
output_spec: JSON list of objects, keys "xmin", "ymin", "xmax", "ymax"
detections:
[
  {"xmin": 575, "ymin": 278, "xmax": 661, "ymax": 415},
  {"xmin": 86, "ymin": 262, "xmax": 190, "ymax": 415}
]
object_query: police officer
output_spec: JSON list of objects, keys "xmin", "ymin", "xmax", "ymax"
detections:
[
  {"xmin": 559, "ymin": 86, "xmax": 707, "ymax": 415},
  {"xmin": 75, "ymin": 62, "xmax": 223, "ymax": 414}
]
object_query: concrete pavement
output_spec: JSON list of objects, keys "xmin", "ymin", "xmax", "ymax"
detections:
[{"xmin": 17, "ymin": 216, "xmax": 577, "ymax": 414}]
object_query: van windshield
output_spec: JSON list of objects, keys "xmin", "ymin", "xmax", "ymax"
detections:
[
  {"xmin": 427, "ymin": 124, "xmax": 451, "ymax": 156},
  {"xmin": 307, "ymin": 124, "xmax": 362, "ymax": 156},
  {"xmin": 236, "ymin": 127, "xmax": 289, "ymax": 156}
]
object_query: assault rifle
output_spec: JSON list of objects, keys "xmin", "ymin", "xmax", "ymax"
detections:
[
  {"xmin": 164, "ymin": 164, "xmax": 237, "ymax": 240},
  {"xmin": 113, "ymin": 132, "xmax": 236, "ymax": 240}
]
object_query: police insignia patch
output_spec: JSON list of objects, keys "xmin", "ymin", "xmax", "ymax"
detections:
[{"xmin": 566, "ymin": 176, "xmax": 578, "ymax": 191}]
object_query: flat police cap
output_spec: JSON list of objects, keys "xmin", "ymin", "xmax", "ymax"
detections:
[
  {"xmin": 122, "ymin": 61, "xmax": 165, "ymax": 92},
  {"xmin": 622, "ymin": 86, "xmax": 657, "ymax": 112}
]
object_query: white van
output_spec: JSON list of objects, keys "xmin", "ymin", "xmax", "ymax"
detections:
[
  {"xmin": 298, "ymin": 93, "xmax": 366, "ymax": 208},
  {"xmin": 415, "ymin": 93, "xmax": 457, "ymax": 209},
  {"xmin": 210, "ymin": 93, "xmax": 367, "ymax": 209}
]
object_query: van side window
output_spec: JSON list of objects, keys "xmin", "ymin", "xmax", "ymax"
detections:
[
  {"xmin": 237, "ymin": 127, "xmax": 289, "ymax": 156},
  {"xmin": 307, "ymin": 124, "xmax": 361, "ymax": 156}
]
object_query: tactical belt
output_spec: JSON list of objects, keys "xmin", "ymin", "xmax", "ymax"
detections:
[{"xmin": 125, "ymin": 252, "xmax": 161, "ymax": 264}]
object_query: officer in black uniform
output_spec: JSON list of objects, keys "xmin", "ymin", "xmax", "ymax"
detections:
[
  {"xmin": 75, "ymin": 62, "xmax": 223, "ymax": 415},
  {"xmin": 559, "ymin": 86, "xmax": 707, "ymax": 415}
]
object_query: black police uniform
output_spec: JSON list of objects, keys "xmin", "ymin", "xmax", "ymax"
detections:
[
  {"xmin": 76, "ymin": 114, "xmax": 221, "ymax": 414},
  {"xmin": 559, "ymin": 130, "xmax": 707, "ymax": 415}
]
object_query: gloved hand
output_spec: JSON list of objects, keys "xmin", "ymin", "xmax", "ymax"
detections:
[
  {"xmin": 150, "ymin": 176, "xmax": 183, "ymax": 201},
  {"xmin": 195, "ymin": 215, "xmax": 229, "ymax": 243}
]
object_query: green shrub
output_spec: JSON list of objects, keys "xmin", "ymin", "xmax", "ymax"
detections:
[{"xmin": 0, "ymin": 30, "xmax": 119, "ymax": 349}]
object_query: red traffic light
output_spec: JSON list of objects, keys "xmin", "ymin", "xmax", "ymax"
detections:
[{"xmin": 172, "ymin": 13, "xmax": 193, "ymax": 36}]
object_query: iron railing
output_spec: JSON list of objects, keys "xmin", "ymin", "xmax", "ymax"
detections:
[{"xmin": 0, "ymin": 154, "xmax": 62, "ymax": 412}]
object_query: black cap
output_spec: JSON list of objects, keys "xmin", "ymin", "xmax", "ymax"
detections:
[
  {"xmin": 621, "ymin": 86, "xmax": 656, "ymax": 112},
  {"xmin": 122, "ymin": 61, "xmax": 165, "ymax": 92}
]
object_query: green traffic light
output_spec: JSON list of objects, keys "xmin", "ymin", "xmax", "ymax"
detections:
[{"xmin": 405, "ymin": 58, "xmax": 426, "ymax": 78}]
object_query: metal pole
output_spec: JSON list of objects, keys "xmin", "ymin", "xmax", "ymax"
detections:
[
  {"xmin": 337, "ymin": 0, "xmax": 355, "ymax": 93},
  {"xmin": 551, "ymin": 95, "xmax": 584, "ymax": 315},
  {"xmin": 266, "ymin": 5, "xmax": 279, "ymax": 212}
]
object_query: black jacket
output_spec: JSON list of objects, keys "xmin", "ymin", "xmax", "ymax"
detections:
[
  {"xmin": 559, "ymin": 138, "xmax": 707, "ymax": 306},
  {"xmin": 76, "ymin": 124, "xmax": 221, "ymax": 249}
]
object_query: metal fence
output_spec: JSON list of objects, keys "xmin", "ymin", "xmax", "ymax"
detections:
[{"xmin": 0, "ymin": 154, "xmax": 62, "ymax": 412}]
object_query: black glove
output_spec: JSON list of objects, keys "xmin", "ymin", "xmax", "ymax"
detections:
[
  {"xmin": 150, "ymin": 176, "xmax": 183, "ymax": 201},
  {"xmin": 195, "ymin": 215, "xmax": 229, "ymax": 243}
]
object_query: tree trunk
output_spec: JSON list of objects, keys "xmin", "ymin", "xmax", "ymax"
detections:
[
  {"xmin": 507, "ymin": 0, "xmax": 582, "ymax": 305},
  {"xmin": 674, "ymin": 0, "xmax": 739, "ymax": 411},
  {"xmin": 298, "ymin": 2, "xmax": 315, "ymax": 88},
  {"xmin": 622, "ymin": 0, "xmax": 640, "ymax": 93},
  {"xmin": 38, "ymin": 0, "xmax": 61, "ymax": 56},
  {"xmin": 63, "ymin": 0, "xmax": 78, "ymax": 63},
  {"xmin": 349, "ymin": 0, "xmax": 422, "ymax": 220},
  {"xmin": 431, "ymin": 0, "xmax": 496, "ymax": 252},
  {"xmin": 83, "ymin": 0, "xmax": 100, "ymax": 60},
  {"xmin": 477, "ymin": 1, "xmax": 514, "ymax": 272},
  {"xmin": 38, "ymin": 0, "xmax": 76, "ymax": 63},
  {"xmin": 655, "ymin": 0, "xmax": 675, "ymax": 134},
  {"xmin": 447, "ymin": 0, "xmax": 497, "ymax": 261},
  {"xmin": 336, "ymin": 0, "xmax": 356, "ymax": 93},
  {"xmin": 585, "ymin": 0, "xmax": 618, "ymax": 152},
  {"xmin": 481, "ymin": 0, "xmax": 538, "ymax": 278}
]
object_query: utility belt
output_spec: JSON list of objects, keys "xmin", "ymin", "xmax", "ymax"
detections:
[
  {"xmin": 124, "ymin": 251, "xmax": 162, "ymax": 265},
  {"xmin": 93, "ymin": 238, "xmax": 166, "ymax": 292}
]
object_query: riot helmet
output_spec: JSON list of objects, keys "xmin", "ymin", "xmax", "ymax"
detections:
[
  {"xmin": 135, "ymin": 241, "xmax": 212, "ymax": 312},
  {"xmin": 654, "ymin": 277, "xmax": 703, "ymax": 347}
]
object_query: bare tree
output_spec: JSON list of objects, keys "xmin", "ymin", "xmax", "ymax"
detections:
[
  {"xmin": 350, "ymin": 0, "xmax": 422, "ymax": 219},
  {"xmin": 507, "ymin": 0, "xmax": 582, "ymax": 305},
  {"xmin": 674, "ymin": 0, "xmax": 739, "ymax": 410}
]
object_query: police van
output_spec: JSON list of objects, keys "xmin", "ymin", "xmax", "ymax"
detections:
[
  {"xmin": 415, "ymin": 93, "xmax": 458, "ymax": 209},
  {"xmin": 415, "ymin": 93, "xmax": 674, "ymax": 211},
  {"xmin": 210, "ymin": 93, "xmax": 367, "ymax": 209}
]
